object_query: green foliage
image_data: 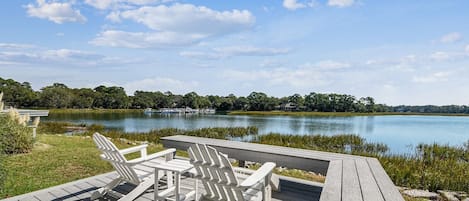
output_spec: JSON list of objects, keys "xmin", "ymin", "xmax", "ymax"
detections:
[
  {"xmin": 0, "ymin": 78, "xmax": 38, "ymax": 108},
  {"xmin": 382, "ymin": 143, "xmax": 469, "ymax": 192},
  {"xmin": 253, "ymin": 133, "xmax": 388, "ymax": 156},
  {"xmin": 0, "ymin": 155, "xmax": 4, "ymax": 192},
  {"xmin": 39, "ymin": 83, "xmax": 73, "ymax": 108},
  {"xmin": 93, "ymin": 85, "xmax": 130, "ymax": 109},
  {"xmin": 254, "ymin": 133, "xmax": 469, "ymax": 192},
  {"xmin": 0, "ymin": 114, "xmax": 33, "ymax": 154},
  {"xmin": 83, "ymin": 126, "xmax": 258, "ymax": 143},
  {"xmin": 37, "ymin": 122, "xmax": 75, "ymax": 134},
  {"xmin": 38, "ymin": 121, "xmax": 258, "ymax": 143}
]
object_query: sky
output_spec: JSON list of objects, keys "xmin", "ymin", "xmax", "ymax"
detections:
[{"xmin": 1, "ymin": 0, "xmax": 469, "ymax": 105}]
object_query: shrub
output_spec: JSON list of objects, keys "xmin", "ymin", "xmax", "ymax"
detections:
[
  {"xmin": 0, "ymin": 155, "xmax": 4, "ymax": 192},
  {"xmin": 0, "ymin": 110, "xmax": 34, "ymax": 154}
]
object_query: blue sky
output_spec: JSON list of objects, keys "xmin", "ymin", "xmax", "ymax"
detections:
[{"xmin": 1, "ymin": 0, "xmax": 469, "ymax": 105}]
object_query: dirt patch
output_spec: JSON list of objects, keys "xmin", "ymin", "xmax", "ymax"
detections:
[{"xmin": 33, "ymin": 142, "xmax": 52, "ymax": 151}]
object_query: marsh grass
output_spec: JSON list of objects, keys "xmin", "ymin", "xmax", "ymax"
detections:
[
  {"xmin": 38, "ymin": 122, "xmax": 258, "ymax": 143},
  {"xmin": 252, "ymin": 133, "xmax": 389, "ymax": 156},
  {"xmin": 254, "ymin": 134, "xmax": 469, "ymax": 192}
]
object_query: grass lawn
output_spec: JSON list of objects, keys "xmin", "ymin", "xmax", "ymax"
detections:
[{"xmin": 0, "ymin": 134, "xmax": 164, "ymax": 198}]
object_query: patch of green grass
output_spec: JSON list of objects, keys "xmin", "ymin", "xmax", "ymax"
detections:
[
  {"xmin": 228, "ymin": 111, "xmax": 469, "ymax": 117},
  {"xmin": 0, "ymin": 134, "xmax": 163, "ymax": 198}
]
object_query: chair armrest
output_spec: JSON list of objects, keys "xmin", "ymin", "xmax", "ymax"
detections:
[
  {"xmin": 239, "ymin": 162, "xmax": 276, "ymax": 188},
  {"xmin": 126, "ymin": 148, "xmax": 177, "ymax": 165},
  {"xmin": 145, "ymin": 148, "xmax": 177, "ymax": 160},
  {"xmin": 234, "ymin": 167, "xmax": 256, "ymax": 175},
  {"xmin": 119, "ymin": 144, "xmax": 148, "ymax": 155}
]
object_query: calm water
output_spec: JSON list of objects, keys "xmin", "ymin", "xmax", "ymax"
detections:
[{"xmin": 44, "ymin": 113, "xmax": 469, "ymax": 154}]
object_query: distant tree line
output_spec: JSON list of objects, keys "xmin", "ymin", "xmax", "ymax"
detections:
[{"xmin": 1, "ymin": 77, "xmax": 468, "ymax": 113}]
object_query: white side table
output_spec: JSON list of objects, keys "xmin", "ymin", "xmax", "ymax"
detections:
[{"xmin": 154, "ymin": 159, "xmax": 197, "ymax": 201}]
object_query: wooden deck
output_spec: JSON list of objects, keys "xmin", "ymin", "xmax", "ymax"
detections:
[
  {"xmin": 1, "ymin": 109, "xmax": 49, "ymax": 117},
  {"xmin": 161, "ymin": 135, "xmax": 405, "ymax": 201},
  {"xmin": 1, "ymin": 170, "xmax": 322, "ymax": 201}
]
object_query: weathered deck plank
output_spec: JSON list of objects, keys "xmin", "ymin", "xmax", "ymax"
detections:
[
  {"xmin": 342, "ymin": 160, "xmax": 362, "ymax": 201},
  {"xmin": 319, "ymin": 160, "xmax": 342, "ymax": 201},
  {"xmin": 1, "ymin": 171, "xmax": 319, "ymax": 201}
]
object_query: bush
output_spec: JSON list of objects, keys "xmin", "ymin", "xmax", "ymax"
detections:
[
  {"xmin": 0, "ymin": 155, "xmax": 5, "ymax": 192},
  {"xmin": 0, "ymin": 110, "xmax": 34, "ymax": 154}
]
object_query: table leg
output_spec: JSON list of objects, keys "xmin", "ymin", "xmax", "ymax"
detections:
[
  {"xmin": 155, "ymin": 170, "xmax": 160, "ymax": 201},
  {"xmin": 175, "ymin": 173, "xmax": 180, "ymax": 201},
  {"xmin": 167, "ymin": 171, "xmax": 173, "ymax": 188}
]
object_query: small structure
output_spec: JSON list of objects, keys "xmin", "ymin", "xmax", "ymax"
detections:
[
  {"xmin": 144, "ymin": 107, "xmax": 216, "ymax": 115},
  {"xmin": 0, "ymin": 92, "xmax": 49, "ymax": 137},
  {"xmin": 275, "ymin": 102, "xmax": 301, "ymax": 111}
]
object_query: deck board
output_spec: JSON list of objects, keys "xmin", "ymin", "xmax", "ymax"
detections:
[{"xmin": 1, "ymin": 171, "xmax": 319, "ymax": 201}]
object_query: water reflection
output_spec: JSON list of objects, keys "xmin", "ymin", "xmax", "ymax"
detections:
[{"xmin": 44, "ymin": 113, "xmax": 469, "ymax": 154}]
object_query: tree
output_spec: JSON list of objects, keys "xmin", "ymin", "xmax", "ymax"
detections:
[
  {"xmin": 0, "ymin": 78, "xmax": 38, "ymax": 107},
  {"xmin": 71, "ymin": 88, "xmax": 95, "ymax": 108},
  {"xmin": 39, "ymin": 83, "xmax": 73, "ymax": 108},
  {"xmin": 361, "ymin": 97, "xmax": 375, "ymax": 113},
  {"xmin": 182, "ymin": 92, "xmax": 201, "ymax": 108},
  {"xmin": 94, "ymin": 86, "xmax": 130, "ymax": 109},
  {"xmin": 288, "ymin": 93, "xmax": 304, "ymax": 110}
]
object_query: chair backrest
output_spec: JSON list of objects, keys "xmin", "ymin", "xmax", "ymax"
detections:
[
  {"xmin": 188, "ymin": 143, "xmax": 246, "ymax": 201},
  {"xmin": 93, "ymin": 133, "xmax": 140, "ymax": 184}
]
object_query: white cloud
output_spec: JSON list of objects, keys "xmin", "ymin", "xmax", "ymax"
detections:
[
  {"xmin": 180, "ymin": 46, "xmax": 289, "ymax": 59},
  {"xmin": 214, "ymin": 46, "xmax": 290, "ymax": 56},
  {"xmin": 412, "ymin": 72, "xmax": 451, "ymax": 83},
  {"xmin": 430, "ymin": 51, "xmax": 452, "ymax": 61},
  {"xmin": 300, "ymin": 60, "xmax": 351, "ymax": 70},
  {"xmin": 0, "ymin": 43, "xmax": 35, "ymax": 49},
  {"xmin": 26, "ymin": 0, "xmax": 86, "ymax": 24},
  {"xmin": 84, "ymin": 0, "xmax": 171, "ymax": 10},
  {"xmin": 90, "ymin": 30, "xmax": 206, "ymax": 48},
  {"xmin": 106, "ymin": 11, "xmax": 122, "ymax": 22},
  {"xmin": 328, "ymin": 0, "xmax": 355, "ymax": 7},
  {"xmin": 223, "ymin": 67, "xmax": 329, "ymax": 88},
  {"xmin": 123, "ymin": 77, "xmax": 199, "ymax": 95},
  {"xmin": 465, "ymin": 45, "xmax": 469, "ymax": 53},
  {"xmin": 42, "ymin": 49, "xmax": 104, "ymax": 61},
  {"xmin": 179, "ymin": 51, "xmax": 223, "ymax": 60},
  {"xmin": 440, "ymin": 32, "xmax": 462, "ymax": 43},
  {"xmin": 0, "ymin": 48, "xmax": 134, "ymax": 67},
  {"xmin": 118, "ymin": 4, "xmax": 254, "ymax": 35},
  {"xmin": 94, "ymin": 3, "xmax": 254, "ymax": 48},
  {"xmin": 283, "ymin": 0, "xmax": 306, "ymax": 10}
]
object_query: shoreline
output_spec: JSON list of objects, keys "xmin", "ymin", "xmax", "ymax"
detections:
[{"xmin": 228, "ymin": 110, "xmax": 469, "ymax": 117}]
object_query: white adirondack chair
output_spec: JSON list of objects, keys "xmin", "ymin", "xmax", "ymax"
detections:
[
  {"xmin": 188, "ymin": 143, "xmax": 276, "ymax": 201},
  {"xmin": 92, "ymin": 133, "xmax": 176, "ymax": 201}
]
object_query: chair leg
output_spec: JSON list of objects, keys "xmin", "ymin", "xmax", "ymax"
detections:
[
  {"xmin": 263, "ymin": 185, "xmax": 272, "ymax": 201},
  {"xmin": 119, "ymin": 175, "xmax": 155, "ymax": 201},
  {"xmin": 91, "ymin": 178, "xmax": 122, "ymax": 200}
]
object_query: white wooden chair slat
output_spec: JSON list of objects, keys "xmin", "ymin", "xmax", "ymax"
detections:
[
  {"xmin": 189, "ymin": 143, "xmax": 275, "ymax": 201},
  {"xmin": 91, "ymin": 133, "xmax": 176, "ymax": 201}
]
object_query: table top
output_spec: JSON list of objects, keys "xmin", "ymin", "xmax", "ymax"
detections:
[{"xmin": 153, "ymin": 159, "xmax": 193, "ymax": 173}]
